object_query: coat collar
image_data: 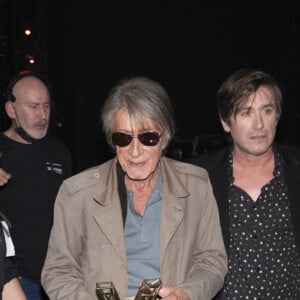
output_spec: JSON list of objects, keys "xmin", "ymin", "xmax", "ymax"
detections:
[{"xmin": 91, "ymin": 157, "xmax": 192, "ymax": 266}]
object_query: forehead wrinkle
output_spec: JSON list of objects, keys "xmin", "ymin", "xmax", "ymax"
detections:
[{"xmin": 13, "ymin": 79, "xmax": 50, "ymax": 104}]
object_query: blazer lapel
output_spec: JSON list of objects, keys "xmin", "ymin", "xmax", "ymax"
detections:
[{"xmin": 280, "ymin": 145, "xmax": 300, "ymax": 250}]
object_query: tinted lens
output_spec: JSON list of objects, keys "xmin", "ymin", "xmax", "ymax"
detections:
[
  {"xmin": 111, "ymin": 132, "xmax": 132, "ymax": 147},
  {"xmin": 138, "ymin": 132, "xmax": 160, "ymax": 146},
  {"xmin": 111, "ymin": 132, "xmax": 161, "ymax": 147}
]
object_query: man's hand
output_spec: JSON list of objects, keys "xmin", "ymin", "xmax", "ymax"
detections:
[
  {"xmin": 0, "ymin": 168, "xmax": 11, "ymax": 186},
  {"xmin": 158, "ymin": 286, "xmax": 190, "ymax": 300}
]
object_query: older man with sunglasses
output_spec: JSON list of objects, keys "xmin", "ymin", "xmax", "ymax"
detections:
[{"xmin": 41, "ymin": 77, "xmax": 227, "ymax": 300}]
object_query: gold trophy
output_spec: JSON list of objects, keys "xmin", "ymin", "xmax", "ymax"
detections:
[
  {"xmin": 96, "ymin": 282, "xmax": 120, "ymax": 300},
  {"xmin": 134, "ymin": 278, "xmax": 162, "ymax": 300}
]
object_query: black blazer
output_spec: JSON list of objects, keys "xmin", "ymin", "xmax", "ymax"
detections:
[{"xmin": 191, "ymin": 144, "xmax": 300, "ymax": 254}]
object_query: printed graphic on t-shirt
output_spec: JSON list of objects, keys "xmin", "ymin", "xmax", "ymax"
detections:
[{"xmin": 46, "ymin": 162, "xmax": 63, "ymax": 175}]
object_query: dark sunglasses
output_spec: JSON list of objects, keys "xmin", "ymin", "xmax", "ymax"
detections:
[{"xmin": 111, "ymin": 131, "xmax": 163, "ymax": 147}]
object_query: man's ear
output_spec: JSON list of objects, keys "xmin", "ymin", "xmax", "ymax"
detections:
[
  {"xmin": 220, "ymin": 118, "xmax": 231, "ymax": 133},
  {"xmin": 5, "ymin": 101, "xmax": 17, "ymax": 119}
]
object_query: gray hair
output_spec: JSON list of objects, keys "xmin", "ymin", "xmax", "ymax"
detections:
[{"xmin": 101, "ymin": 76, "xmax": 176, "ymax": 149}]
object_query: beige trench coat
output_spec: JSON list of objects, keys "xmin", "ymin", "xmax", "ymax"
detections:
[{"xmin": 41, "ymin": 157, "xmax": 227, "ymax": 300}]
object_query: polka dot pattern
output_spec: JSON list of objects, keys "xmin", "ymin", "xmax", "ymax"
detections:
[{"xmin": 223, "ymin": 147, "xmax": 300, "ymax": 299}]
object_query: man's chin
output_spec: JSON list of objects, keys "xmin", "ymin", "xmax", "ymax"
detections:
[
  {"xmin": 29, "ymin": 131, "xmax": 47, "ymax": 140},
  {"xmin": 126, "ymin": 171, "xmax": 154, "ymax": 182}
]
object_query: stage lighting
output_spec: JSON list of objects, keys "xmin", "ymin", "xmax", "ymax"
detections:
[
  {"xmin": 25, "ymin": 54, "xmax": 35, "ymax": 64},
  {"xmin": 24, "ymin": 29, "xmax": 32, "ymax": 36}
]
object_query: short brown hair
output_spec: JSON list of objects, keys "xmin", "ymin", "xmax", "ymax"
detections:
[{"xmin": 217, "ymin": 69, "xmax": 282, "ymax": 124}]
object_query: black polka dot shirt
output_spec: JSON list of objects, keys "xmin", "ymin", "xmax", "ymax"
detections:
[{"xmin": 223, "ymin": 146, "xmax": 300, "ymax": 299}]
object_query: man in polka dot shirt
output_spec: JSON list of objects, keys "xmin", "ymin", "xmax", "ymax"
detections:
[{"xmin": 193, "ymin": 69, "xmax": 300, "ymax": 299}]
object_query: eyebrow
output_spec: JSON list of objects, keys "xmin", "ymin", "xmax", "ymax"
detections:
[
  {"xmin": 238, "ymin": 102, "xmax": 274, "ymax": 111},
  {"xmin": 27, "ymin": 100, "xmax": 51, "ymax": 105}
]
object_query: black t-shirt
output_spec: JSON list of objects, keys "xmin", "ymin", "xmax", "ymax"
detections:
[{"xmin": 0, "ymin": 133, "xmax": 72, "ymax": 282}]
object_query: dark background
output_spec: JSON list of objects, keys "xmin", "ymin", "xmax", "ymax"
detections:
[{"xmin": 1, "ymin": 0, "xmax": 300, "ymax": 172}]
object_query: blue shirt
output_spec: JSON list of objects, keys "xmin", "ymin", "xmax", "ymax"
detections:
[{"xmin": 125, "ymin": 169, "xmax": 162, "ymax": 297}]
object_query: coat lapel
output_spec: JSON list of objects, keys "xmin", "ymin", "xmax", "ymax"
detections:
[
  {"xmin": 159, "ymin": 158, "xmax": 189, "ymax": 264},
  {"xmin": 92, "ymin": 159, "xmax": 127, "ymax": 266}
]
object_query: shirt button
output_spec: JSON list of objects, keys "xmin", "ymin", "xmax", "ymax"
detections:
[
  {"xmin": 94, "ymin": 173, "xmax": 100, "ymax": 178},
  {"xmin": 256, "ymin": 267, "xmax": 260, "ymax": 272},
  {"xmin": 254, "ymin": 235, "xmax": 258, "ymax": 239}
]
